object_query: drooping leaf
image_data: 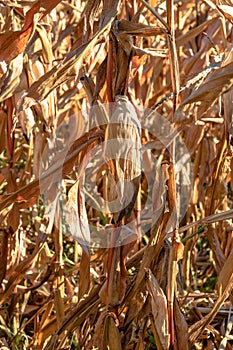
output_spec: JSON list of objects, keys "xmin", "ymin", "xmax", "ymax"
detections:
[
  {"xmin": 0, "ymin": 4, "xmax": 39, "ymax": 63},
  {"xmin": 180, "ymin": 61, "xmax": 233, "ymax": 106},
  {"xmin": 20, "ymin": 0, "xmax": 121, "ymax": 105},
  {"xmin": 146, "ymin": 269, "xmax": 170, "ymax": 350}
]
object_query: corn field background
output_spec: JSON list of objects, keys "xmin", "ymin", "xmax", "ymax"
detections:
[{"xmin": 0, "ymin": 0, "xmax": 233, "ymax": 349}]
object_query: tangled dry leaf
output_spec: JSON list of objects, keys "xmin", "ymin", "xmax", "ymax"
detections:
[{"xmin": 0, "ymin": 0, "xmax": 233, "ymax": 349}]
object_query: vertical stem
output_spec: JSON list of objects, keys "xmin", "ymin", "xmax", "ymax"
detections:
[
  {"xmin": 167, "ymin": 233, "xmax": 177, "ymax": 349},
  {"xmin": 166, "ymin": 0, "xmax": 180, "ymax": 118},
  {"xmin": 54, "ymin": 199, "xmax": 65, "ymax": 299},
  {"xmin": 166, "ymin": 0, "xmax": 180, "ymax": 341},
  {"xmin": 106, "ymin": 224, "xmax": 121, "ymax": 305},
  {"xmin": 6, "ymin": 98, "xmax": 14, "ymax": 167},
  {"xmin": 106, "ymin": 36, "xmax": 114, "ymax": 103},
  {"xmin": 167, "ymin": 163, "xmax": 179, "ymax": 349},
  {"xmin": 134, "ymin": 183, "xmax": 141, "ymax": 250}
]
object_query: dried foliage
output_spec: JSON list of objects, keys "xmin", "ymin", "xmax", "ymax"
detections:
[{"xmin": 0, "ymin": 0, "xmax": 233, "ymax": 349}]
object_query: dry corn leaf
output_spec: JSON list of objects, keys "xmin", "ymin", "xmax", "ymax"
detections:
[
  {"xmin": 16, "ymin": 96, "xmax": 35, "ymax": 138},
  {"xmin": 0, "ymin": 241, "xmax": 44, "ymax": 305},
  {"xmin": 0, "ymin": 55, "xmax": 24, "ymax": 102},
  {"xmin": 54, "ymin": 290, "xmax": 65, "ymax": 327},
  {"xmin": 0, "ymin": 110, "xmax": 7, "ymax": 152},
  {"xmin": 56, "ymin": 285, "xmax": 101, "ymax": 337},
  {"xmin": 23, "ymin": 41, "xmax": 94, "ymax": 104},
  {"xmin": 152, "ymin": 162, "xmax": 167, "ymax": 220},
  {"xmin": 173, "ymin": 298, "xmax": 189, "ymax": 350},
  {"xmin": 178, "ymin": 18, "xmax": 222, "ymax": 81},
  {"xmin": 179, "ymin": 208, "xmax": 233, "ymax": 234},
  {"xmin": 91, "ymin": 311, "xmax": 108, "ymax": 349},
  {"xmin": 82, "ymin": 0, "xmax": 101, "ymax": 42},
  {"xmin": 99, "ymin": 245, "xmax": 123, "ymax": 306},
  {"xmin": 38, "ymin": 316, "xmax": 60, "ymax": 349},
  {"xmin": 0, "ymin": 5, "xmax": 39, "ymax": 63},
  {"xmin": 146, "ymin": 269, "xmax": 170, "ymax": 350},
  {"xmin": 94, "ymin": 56, "xmax": 108, "ymax": 100},
  {"xmin": 100, "ymin": 0, "xmax": 121, "ymax": 28},
  {"xmin": 189, "ymin": 266, "xmax": 233, "ymax": 344},
  {"xmin": 116, "ymin": 19, "xmax": 165, "ymax": 36},
  {"xmin": 133, "ymin": 46, "xmax": 167, "ymax": 57},
  {"xmin": 36, "ymin": 25, "xmax": 53, "ymax": 64},
  {"xmin": 7, "ymin": 203, "xmax": 20, "ymax": 233},
  {"xmin": 78, "ymin": 246, "xmax": 90, "ymax": 300},
  {"xmin": 115, "ymin": 35, "xmax": 133, "ymax": 94},
  {"xmin": 176, "ymin": 17, "xmax": 218, "ymax": 47},
  {"xmin": 0, "ymin": 128, "xmax": 103, "ymax": 213},
  {"xmin": 166, "ymin": 163, "xmax": 178, "ymax": 230},
  {"xmin": 103, "ymin": 314, "xmax": 122, "ymax": 350},
  {"xmin": 217, "ymin": 5, "xmax": 233, "ymax": 20},
  {"xmin": 37, "ymin": 301, "xmax": 54, "ymax": 347},
  {"xmin": 223, "ymin": 89, "xmax": 233, "ymax": 130},
  {"xmin": 0, "ymin": 1, "xmax": 232, "ymax": 348},
  {"xmin": 21, "ymin": 0, "xmax": 120, "ymax": 105},
  {"xmin": 99, "ymin": 225, "xmax": 137, "ymax": 306},
  {"xmin": 183, "ymin": 124, "xmax": 206, "ymax": 155},
  {"xmin": 36, "ymin": 0, "xmax": 63, "ymax": 18},
  {"xmin": 217, "ymin": 247, "xmax": 233, "ymax": 297},
  {"xmin": 0, "ymin": 231, "xmax": 8, "ymax": 286},
  {"xmin": 65, "ymin": 178, "xmax": 90, "ymax": 246},
  {"xmin": 180, "ymin": 61, "xmax": 233, "ymax": 107}
]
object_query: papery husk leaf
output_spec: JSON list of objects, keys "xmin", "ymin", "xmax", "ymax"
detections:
[{"xmin": 104, "ymin": 96, "xmax": 141, "ymax": 222}]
